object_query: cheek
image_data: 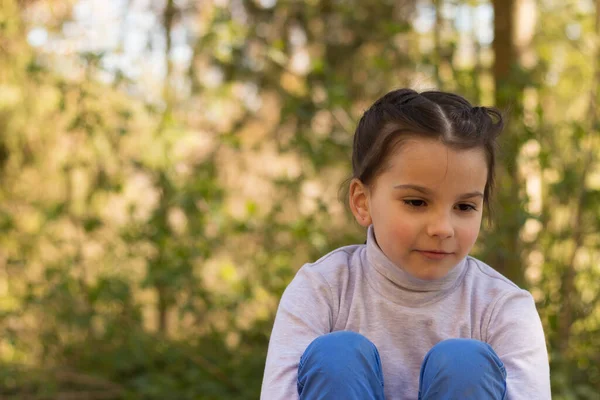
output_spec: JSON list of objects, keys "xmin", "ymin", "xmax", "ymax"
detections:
[
  {"xmin": 458, "ymin": 221, "xmax": 482, "ymax": 246},
  {"xmin": 383, "ymin": 218, "xmax": 419, "ymax": 245}
]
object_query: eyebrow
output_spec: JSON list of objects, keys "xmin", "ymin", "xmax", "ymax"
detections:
[{"xmin": 393, "ymin": 184, "xmax": 484, "ymax": 200}]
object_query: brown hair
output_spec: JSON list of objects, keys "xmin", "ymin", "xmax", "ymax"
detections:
[{"xmin": 351, "ymin": 88, "xmax": 504, "ymax": 216}]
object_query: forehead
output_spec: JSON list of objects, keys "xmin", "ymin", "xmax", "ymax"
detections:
[{"xmin": 382, "ymin": 138, "xmax": 488, "ymax": 189}]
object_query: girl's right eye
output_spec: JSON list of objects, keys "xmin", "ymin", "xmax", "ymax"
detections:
[{"xmin": 403, "ymin": 199, "xmax": 427, "ymax": 207}]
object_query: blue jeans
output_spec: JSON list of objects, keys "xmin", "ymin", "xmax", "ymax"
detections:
[{"xmin": 297, "ymin": 331, "xmax": 506, "ymax": 400}]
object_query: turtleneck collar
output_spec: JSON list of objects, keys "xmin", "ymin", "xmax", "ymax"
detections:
[{"xmin": 362, "ymin": 225, "xmax": 468, "ymax": 306}]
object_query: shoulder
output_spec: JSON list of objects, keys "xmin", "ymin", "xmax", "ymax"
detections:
[
  {"xmin": 278, "ymin": 244, "xmax": 363, "ymax": 324},
  {"xmin": 296, "ymin": 244, "xmax": 363, "ymax": 284},
  {"xmin": 465, "ymin": 256, "xmax": 524, "ymax": 294},
  {"xmin": 465, "ymin": 257, "xmax": 544, "ymax": 340},
  {"xmin": 283, "ymin": 244, "xmax": 362, "ymax": 296},
  {"xmin": 282, "ymin": 244, "xmax": 363, "ymax": 307},
  {"xmin": 465, "ymin": 256, "xmax": 539, "ymax": 323}
]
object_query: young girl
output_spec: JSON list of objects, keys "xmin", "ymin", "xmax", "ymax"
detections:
[{"xmin": 260, "ymin": 88, "xmax": 551, "ymax": 399}]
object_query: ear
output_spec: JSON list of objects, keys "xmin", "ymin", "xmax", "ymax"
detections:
[{"xmin": 349, "ymin": 178, "xmax": 372, "ymax": 227}]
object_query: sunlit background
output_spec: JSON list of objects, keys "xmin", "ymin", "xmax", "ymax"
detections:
[{"xmin": 0, "ymin": 0, "xmax": 599, "ymax": 398}]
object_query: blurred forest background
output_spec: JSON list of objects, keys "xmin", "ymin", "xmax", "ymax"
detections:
[{"xmin": 0, "ymin": 0, "xmax": 599, "ymax": 398}]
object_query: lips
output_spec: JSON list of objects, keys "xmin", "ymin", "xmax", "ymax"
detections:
[{"xmin": 416, "ymin": 250, "xmax": 453, "ymax": 260}]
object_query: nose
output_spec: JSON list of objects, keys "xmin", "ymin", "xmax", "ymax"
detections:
[{"xmin": 426, "ymin": 211, "xmax": 454, "ymax": 239}]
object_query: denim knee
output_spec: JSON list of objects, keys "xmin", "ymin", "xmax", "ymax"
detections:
[
  {"xmin": 423, "ymin": 338, "xmax": 505, "ymax": 375},
  {"xmin": 419, "ymin": 339, "xmax": 506, "ymax": 400},
  {"xmin": 298, "ymin": 331, "xmax": 385, "ymax": 399}
]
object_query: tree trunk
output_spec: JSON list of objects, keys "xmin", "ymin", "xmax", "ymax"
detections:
[
  {"xmin": 492, "ymin": 0, "xmax": 517, "ymax": 98},
  {"xmin": 557, "ymin": 0, "xmax": 600, "ymax": 356},
  {"xmin": 470, "ymin": 5, "xmax": 482, "ymax": 104},
  {"xmin": 154, "ymin": 0, "xmax": 177, "ymax": 337},
  {"xmin": 490, "ymin": 0, "xmax": 535, "ymax": 287},
  {"xmin": 162, "ymin": 0, "xmax": 176, "ymax": 113}
]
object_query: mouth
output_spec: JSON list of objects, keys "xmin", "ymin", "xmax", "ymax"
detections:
[{"xmin": 416, "ymin": 250, "xmax": 454, "ymax": 260}]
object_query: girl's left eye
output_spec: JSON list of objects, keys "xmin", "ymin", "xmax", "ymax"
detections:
[{"xmin": 457, "ymin": 203, "xmax": 477, "ymax": 211}]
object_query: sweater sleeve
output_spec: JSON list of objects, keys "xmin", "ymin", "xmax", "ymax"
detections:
[
  {"xmin": 485, "ymin": 290, "xmax": 551, "ymax": 400},
  {"xmin": 260, "ymin": 265, "xmax": 336, "ymax": 400}
]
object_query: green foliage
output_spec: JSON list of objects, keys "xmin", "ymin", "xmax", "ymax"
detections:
[{"xmin": 0, "ymin": 0, "xmax": 599, "ymax": 398}]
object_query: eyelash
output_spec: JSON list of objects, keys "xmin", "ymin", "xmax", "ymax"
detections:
[{"xmin": 402, "ymin": 199, "xmax": 478, "ymax": 212}]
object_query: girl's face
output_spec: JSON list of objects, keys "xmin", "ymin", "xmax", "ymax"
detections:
[{"xmin": 350, "ymin": 138, "xmax": 488, "ymax": 280}]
